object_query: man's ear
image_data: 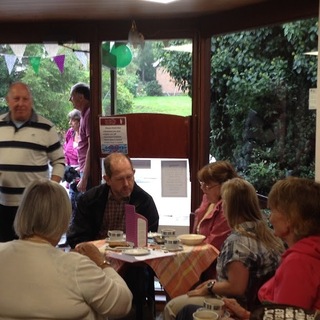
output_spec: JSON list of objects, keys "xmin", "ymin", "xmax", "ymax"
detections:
[{"xmin": 103, "ymin": 175, "xmax": 111, "ymax": 186}]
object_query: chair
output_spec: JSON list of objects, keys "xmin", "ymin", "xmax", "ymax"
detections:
[
  {"xmin": 189, "ymin": 212, "xmax": 195, "ymax": 233},
  {"xmin": 257, "ymin": 193, "xmax": 268, "ymax": 209},
  {"xmin": 246, "ymin": 270, "xmax": 275, "ymax": 311}
]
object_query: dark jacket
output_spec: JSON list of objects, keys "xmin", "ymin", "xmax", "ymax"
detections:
[{"xmin": 67, "ymin": 182, "xmax": 159, "ymax": 248}]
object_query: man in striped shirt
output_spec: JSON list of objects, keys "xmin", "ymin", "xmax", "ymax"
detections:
[{"xmin": 0, "ymin": 82, "xmax": 65, "ymax": 242}]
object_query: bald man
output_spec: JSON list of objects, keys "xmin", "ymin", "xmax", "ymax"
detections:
[{"xmin": 0, "ymin": 82, "xmax": 65, "ymax": 241}]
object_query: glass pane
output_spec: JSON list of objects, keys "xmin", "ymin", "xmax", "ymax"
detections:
[
  {"xmin": 101, "ymin": 40, "xmax": 192, "ymax": 116},
  {"xmin": 210, "ymin": 18, "xmax": 317, "ymax": 195}
]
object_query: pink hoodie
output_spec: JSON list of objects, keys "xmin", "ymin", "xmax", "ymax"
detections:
[{"xmin": 259, "ymin": 235, "xmax": 320, "ymax": 310}]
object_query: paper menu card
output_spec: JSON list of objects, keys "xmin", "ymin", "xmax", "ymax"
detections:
[{"xmin": 125, "ymin": 204, "xmax": 147, "ymax": 247}]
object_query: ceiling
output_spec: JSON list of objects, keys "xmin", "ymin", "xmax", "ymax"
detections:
[
  {"xmin": 0, "ymin": 0, "xmax": 317, "ymax": 44},
  {"xmin": 0, "ymin": 0, "xmax": 280, "ymax": 22}
]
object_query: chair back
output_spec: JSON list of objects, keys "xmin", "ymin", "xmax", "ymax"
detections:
[
  {"xmin": 189, "ymin": 212, "xmax": 195, "ymax": 233},
  {"xmin": 246, "ymin": 270, "xmax": 275, "ymax": 311}
]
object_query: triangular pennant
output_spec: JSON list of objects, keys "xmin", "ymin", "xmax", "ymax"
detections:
[
  {"xmin": 4, "ymin": 54, "xmax": 17, "ymax": 75},
  {"xmin": 29, "ymin": 56, "xmax": 41, "ymax": 74},
  {"xmin": 79, "ymin": 43, "xmax": 89, "ymax": 52},
  {"xmin": 10, "ymin": 44, "xmax": 26, "ymax": 63},
  {"xmin": 53, "ymin": 55, "xmax": 65, "ymax": 73},
  {"xmin": 74, "ymin": 51, "xmax": 88, "ymax": 69},
  {"xmin": 44, "ymin": 43, "xmax": 60, "ymax": 57}
]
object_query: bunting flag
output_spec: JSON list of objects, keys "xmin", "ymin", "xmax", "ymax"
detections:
[
  {"xmin": 10, "ymin": 44, "xmax": 26, "ymax": 63},
  {"xmin": 79, "ymin": 43, "xmax": 90, "ymax": 52},
  {"xmin": 53, "ymin": 55, "xmax": 65, "ymax": 73},
  {"xmin": 74, "ymin": 51, "xmax": 88, "ymax": 68},
  {"xmin": 29, "ymin": 56, "xmax": 41, "ymax": 74},
  {"xmin": 4, "ymin": 54, "xmax": 16, "ymax": 75},
  {"xmin": 44, "ymin": 43, "xmax": 60, "ymax": 57},
  {"xmin": 0, "ymin": 43, "xmax": 89, "ymax": 74}
]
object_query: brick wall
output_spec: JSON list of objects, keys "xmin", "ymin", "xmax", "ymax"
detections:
[{"xmin": 156, "ymin": 67, "xmax": 183, "ymax": 95}]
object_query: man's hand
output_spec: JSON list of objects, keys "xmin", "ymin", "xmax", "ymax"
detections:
[
  {"xmin": 77, "ymin": 177, "xmax": 88, "ymax": 193},
  {"xmin": 51, "ymin": 174, "xmax": 62, "ymax": 183}
]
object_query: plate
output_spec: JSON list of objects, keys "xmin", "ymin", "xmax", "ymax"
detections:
[
  {"xmin": 177, "ymin": 234, "xmax": 206, "ymax": 245},
  {"xmin": 161, "ymin": 245, "xmax": 183, "ymax": 252},
  {"xmin": 123, "ymin": 248, "xmax": 150, "ymax": 256},
  {"xmin": 105, "ymin": 241, "xmax": 134, "ymax": 251}
]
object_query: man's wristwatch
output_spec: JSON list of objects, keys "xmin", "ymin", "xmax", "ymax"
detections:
[{"xmin": 206, "ymin": 280, "xmax": 216, "ymax": 295}]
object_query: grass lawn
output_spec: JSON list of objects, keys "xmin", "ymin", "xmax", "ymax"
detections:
[{"xmin": 132, "ymin": 95, "xmax": 192, "ymax": 116}]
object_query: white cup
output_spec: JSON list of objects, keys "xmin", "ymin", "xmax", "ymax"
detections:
[
  {"xmin": 203, "ymin": 298, "xmax": 225, "ymax": 317},
  {"xmin": 164, "ymin": 236, "xmax": 180, "ymax": 250},
  {"xmin": 108, "ymin": 230, "xmax": 124, "ymax": 240},
  {"xmin": 193, "ymin": 309, "xmax": 219, "ymax": 320},
  {"xmin": 161, "ymin": 228, "xmax": 176, "ymax": 238}
]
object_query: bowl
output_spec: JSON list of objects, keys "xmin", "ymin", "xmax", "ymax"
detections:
[{"xmin": 177, "ymin": 234, "xmax": 206, "ymax": 245}]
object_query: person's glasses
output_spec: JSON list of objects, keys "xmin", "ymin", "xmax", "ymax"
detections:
[{"xmin": 199, "ymin": 181, "xmax": 220, "ymax": 191}]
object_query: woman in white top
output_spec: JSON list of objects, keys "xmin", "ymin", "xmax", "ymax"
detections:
[{"xmin": 0, "ymin": 179, "xmax": 132, "ymax": 320}]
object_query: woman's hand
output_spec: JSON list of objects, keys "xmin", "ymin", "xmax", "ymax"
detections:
[
  {"xmin": 187, "ymin": 281, "xmax": 211, "ymax": 297},
  {"xmin": 222, "ymin": 298, "xmax": 250, "ymax": 320},
  {"xmin": 75, "ymin": 242, "xmax": 105, "ymax": 267}
]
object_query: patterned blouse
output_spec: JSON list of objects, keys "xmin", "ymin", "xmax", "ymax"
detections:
[{"xmin": 216, "ymin": 221, "xmax": 281, "ymax": 308}]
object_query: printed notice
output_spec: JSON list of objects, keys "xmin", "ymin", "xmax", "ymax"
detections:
[
  {"xmin": 161, "ymin": 160, "xmax": 187, "ymax": 197},
  {"xmin": 99, "ymin": 116, "xmax": 128, "ymax": 154}
]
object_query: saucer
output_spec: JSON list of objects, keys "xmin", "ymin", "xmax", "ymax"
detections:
[
  {"xmin": 105, "ymin": 238, "xmax": 126, "ymax": 243},
  {"xmin": 161, "ymin": 245, "xmax": 183, "ymax": 252}
]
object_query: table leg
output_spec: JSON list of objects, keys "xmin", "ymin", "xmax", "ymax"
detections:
[{"xmin": 122, "ymin": 265, "xmax": 156, "ymax": 320}]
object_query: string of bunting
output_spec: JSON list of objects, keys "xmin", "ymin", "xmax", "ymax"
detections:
[{"xmin": 0, "ymin": 43, "xmax": 89, "ymax": 75}]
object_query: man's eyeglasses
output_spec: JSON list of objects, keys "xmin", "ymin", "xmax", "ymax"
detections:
[{"xmin": 199, "ymin": 181, "xmax": 220, "ymax": 191}]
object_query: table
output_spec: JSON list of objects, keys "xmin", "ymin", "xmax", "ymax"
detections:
[{"xmin": 93, "ymin": 240, "xmax": 219, "ymax": 299}]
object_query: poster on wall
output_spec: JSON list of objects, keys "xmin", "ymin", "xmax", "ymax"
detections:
[
  {"xmin": 161, "ymin": 160, "xmax": 188, "ymax": 197},
  {"xmin": 99, "ymin": 116, "xmax": 128, "ymax": 154}
]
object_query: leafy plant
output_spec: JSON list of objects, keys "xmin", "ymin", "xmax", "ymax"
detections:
[
  {"xmin": 145, "ymin": 80, "xmax": 163, "ymax": 96},
  {"xmin": 157, "ymin": 19, "xmax": 317, "ymax": 194}
]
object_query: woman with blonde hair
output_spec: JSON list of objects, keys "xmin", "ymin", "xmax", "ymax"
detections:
[
  {"xmin": 0, "ymin": 179, "xmax": 132, "ymax": 319},
  {"xmin": 164, "ymin": 178, "xmax": 284, "ymax": 320}
]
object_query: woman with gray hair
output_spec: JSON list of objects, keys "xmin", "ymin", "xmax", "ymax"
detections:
[{"xmin": 0, "ymin": 179, "xmax": 132, "ymax": 319}]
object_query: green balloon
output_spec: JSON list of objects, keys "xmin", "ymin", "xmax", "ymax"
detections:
[
  {"xmin": 102, "ymin": 42, "xmax": 110, "ymax": 52},
  {"xmin": 102, "ymin": 49, "xmax": 117, "ymax": 68},
  {"xmin": 110, "ymin": 44, "xmax": 133, "ymax": 68}
]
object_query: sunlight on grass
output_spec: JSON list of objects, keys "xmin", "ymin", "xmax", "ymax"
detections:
[{"xmin": 133, "ymin": 95, "xmax": 192, "ymax": 116}]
